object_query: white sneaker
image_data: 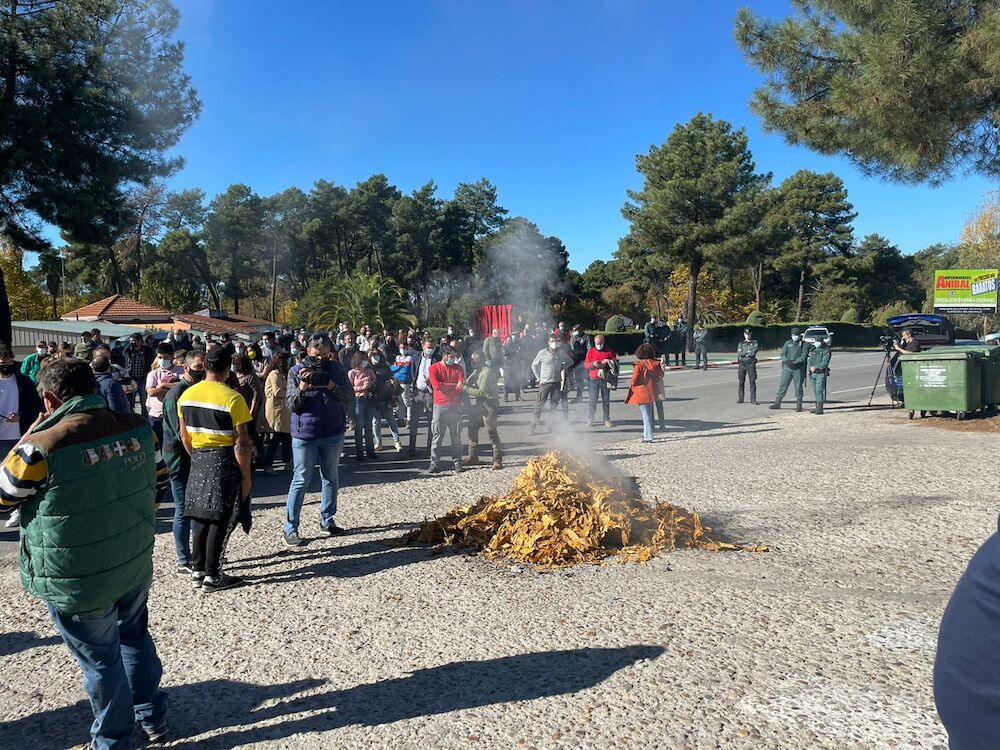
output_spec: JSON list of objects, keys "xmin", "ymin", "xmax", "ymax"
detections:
[{"xmin": 4, "ymin": 509, "xmax": 19, "ymax": 528}]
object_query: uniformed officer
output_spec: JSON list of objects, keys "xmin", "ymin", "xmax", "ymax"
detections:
[
  {"xmin": 736, "ymin": 327, "xmax": 759, "ymax": 404},
  {"xmin": 769, "ymin": 327, "xmax": 809, "ymax": 411},
  {"xmin": 808, "ymin": 337, "xmax": 832, "ymax": 414}
]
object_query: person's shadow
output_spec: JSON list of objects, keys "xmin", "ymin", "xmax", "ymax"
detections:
[{"xmin": 0, "ymin": 645, "xmax": 663, "ymax": 749}]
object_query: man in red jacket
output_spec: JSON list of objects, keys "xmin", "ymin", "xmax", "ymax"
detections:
[
  {"xmin": 427, "ymin": 345, "xmax": 465, "ymax": 474},
  {"xmin": 584, "ymin": 334, "xmax": 618, "ymax": 427}
]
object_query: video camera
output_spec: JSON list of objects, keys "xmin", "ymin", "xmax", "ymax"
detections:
[
  {"xmin": 298, "ymin": 356, "xmax": 330, "ymax": 387},
  {"xmin": 879, "ymin": 332, "xmax": 897, "ymax": 351}
]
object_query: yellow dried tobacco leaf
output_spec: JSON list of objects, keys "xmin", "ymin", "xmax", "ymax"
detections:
[{"xmin": 403, "ymin": 451, "xmax": 766, "ymax": 566}]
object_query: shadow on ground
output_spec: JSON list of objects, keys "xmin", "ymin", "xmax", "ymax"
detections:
[
  {"xmin": 0, "ymin": 630, "xmax": 61, "ymax": 657},
  {"xmin": 0, "ymin": 646, "xmax": 663, "ymax": 750}
]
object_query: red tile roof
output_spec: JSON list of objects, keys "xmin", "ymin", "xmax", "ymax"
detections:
[
  {"xmin": 61, "ymin": 295, "xmax": 172, "ymax": 322},
  {"xmin": 172, "ymin": 313, "xmax": 274, "ymax": 336}
]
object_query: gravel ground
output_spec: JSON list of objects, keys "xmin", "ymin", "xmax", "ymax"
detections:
[{"xmin": 0, "ymin": 405, "xmax": 989, "ymax": 750}]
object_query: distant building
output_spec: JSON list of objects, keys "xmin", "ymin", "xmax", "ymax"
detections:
[
  {"xmin": 171, "ymin": 309, "xmax": 280, "ymax": 340},
  {"xmin": 61, "ymin": 295, "xmax": 174, "ymax": 326}
]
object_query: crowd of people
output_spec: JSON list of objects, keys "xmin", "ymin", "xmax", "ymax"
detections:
[{"xmin": 0, "ymin": 315, "xmax": 843, "ymax": 749}]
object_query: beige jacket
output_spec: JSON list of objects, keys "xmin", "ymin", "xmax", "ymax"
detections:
[{"xmin": 264, "ymin": 370, "xmax": 291, "ymax": 434}]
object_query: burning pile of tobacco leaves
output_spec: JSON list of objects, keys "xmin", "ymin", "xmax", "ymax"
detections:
[{"xmin": 404, "ymin": 451, "xmax": 766, "ymax": 566}]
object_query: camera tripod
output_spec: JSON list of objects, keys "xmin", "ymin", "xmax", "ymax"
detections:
[{"xmin": 866, "ymin": 345, "xmax": 898, "ymax": 407}]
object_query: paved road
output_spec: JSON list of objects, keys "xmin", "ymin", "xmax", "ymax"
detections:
[{"xmin": 0, "ymin": 349, "xmax": 893, "ymax": 558}]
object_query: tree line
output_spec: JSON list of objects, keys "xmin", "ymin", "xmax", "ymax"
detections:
[{"xmin": 2, "ymin": 0, "xmax": 998, "ymax": 342}]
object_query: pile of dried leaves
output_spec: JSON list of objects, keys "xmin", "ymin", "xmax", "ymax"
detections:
[{"xmin": 404, "ymin": 450, "xmax": 766, "ymax": 566}]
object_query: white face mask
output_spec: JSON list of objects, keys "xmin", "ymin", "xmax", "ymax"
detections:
[
  {"xmin": 595, "ymin": 344, "xmax": 604, "ymax": 351},
  {"xmin": 159, "ymin": 358, "xmax": 173, "ymax": 369},
  {"xmin": 371, "ymin": 355, "xmax": 381, "ymax": 364},
  {"xmin": 792, "ymin": 335, "xmax": 801, "ymax": 342},
  {"xmin": 744, "ymin": 334, "xmax": 752, "ymax": 341},
  {"xmin": 36, "ymin": 347, "xmax": 46, "ymax": 354},
  {"xmin": 445, "ymin": 357, "xmax": 458, "ymax": 366}
]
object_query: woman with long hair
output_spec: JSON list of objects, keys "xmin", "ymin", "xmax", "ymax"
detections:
[
  {"xmin": 260, "ymin": 352, "xmax": 292, "ymax": 474},
  {"xmin": 232, "ymin": 353, "xmax": 264, "ymax": 461},
  {"xmin": 625, "ymin": 342, "xmax": 664, "ymax": 443}
]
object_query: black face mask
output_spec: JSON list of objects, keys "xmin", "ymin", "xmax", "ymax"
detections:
[
  {"xmin": 0, "ymin": 364, "xmax": 14, "ymax": 375},
  {"xmin": 188, "ymin": 369, "xmax": 206, "ymax": 383}
]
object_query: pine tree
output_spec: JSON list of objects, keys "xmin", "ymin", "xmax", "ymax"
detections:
[
  {"xmin": 620, "ymin": 113, "xmax": 769, "ymax": 347},
  {"xmin": 735, "ymin": 1, "xmax": 1000, "ymax": 183}
]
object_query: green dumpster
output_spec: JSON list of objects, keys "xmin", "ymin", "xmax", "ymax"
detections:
[{"xmin": 901, "ymin": 350, "xmax": 984, "ymax": 419}]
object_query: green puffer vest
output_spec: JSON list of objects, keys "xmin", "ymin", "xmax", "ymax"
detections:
[{"xmin": 19, "ymin": 394, "xmax": 157, "ymax": 614}]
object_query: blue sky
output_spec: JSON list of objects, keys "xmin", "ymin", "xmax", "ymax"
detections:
[{"xmin": 164, "ymin": 0, "xmax": 996, "ymax": 272}]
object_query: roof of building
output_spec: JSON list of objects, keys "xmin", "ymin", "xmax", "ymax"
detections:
[
  {"xmin": 172, "ymin": 313, "xmax": 278, "ymax": 336},
  {"xmin": 61, "ymin": 295, "xmax": 173, "ymax": 322},
  {"xmin": 12, "ymin": 321, "xmax": 148, "ymax": 337}
]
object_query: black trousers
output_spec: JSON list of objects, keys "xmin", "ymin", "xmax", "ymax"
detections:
[
  {"xmin": 738, "ymin": 361, "xmax": 757, "ymax": 402},
  {"xmin": 261, "ymin": 432, "xmax": 292, "ymax": 466},
  {"xmin": 191, "ymin": 518, "xmax": 234, "ymax": 579}
]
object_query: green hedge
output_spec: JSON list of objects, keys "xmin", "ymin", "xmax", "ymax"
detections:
[{"xmin": 585, "ymin": 331, "xmax": 645, "ymax": 355}]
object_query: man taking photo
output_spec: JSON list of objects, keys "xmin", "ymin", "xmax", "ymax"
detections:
[
  {"xmin": 0, "ymin": 358, "xmax": 169, "ymax": 748},
  {"xmin": 283, "ymin": 335, "xmax": 351, "ymax": 547},
  {"xmin": 893, "ymin": 329, "xmax": 921, "ymax": 355}
]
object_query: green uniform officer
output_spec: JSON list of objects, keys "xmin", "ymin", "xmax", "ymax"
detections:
[
  {"xmin": 808, "ymin": 339, "xmax": 832, "ymax": 414},
  {"xmin": 769, "ymin": 327, "xmax": 810, "ymax": 411},
  {"xmin": 736, "ymin": 328, "xmax": 759, "ymax": 404}
]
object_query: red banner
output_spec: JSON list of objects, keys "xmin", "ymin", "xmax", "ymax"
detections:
[{"xmin": 475, "ymin": 305, "xmax": 512, "ymax": 339}]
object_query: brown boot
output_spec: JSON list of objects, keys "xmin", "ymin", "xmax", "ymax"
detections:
[
  {"xmin": 491, "ymin": 457, "xmax": 503, "ymax": 470},
  {"xmin": 461, "ymin": 448, "xmax": 480, "ymax": 467}
]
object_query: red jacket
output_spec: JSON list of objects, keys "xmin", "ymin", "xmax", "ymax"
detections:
[
  {"xmin": 584, "ymin": 347, "xmax": 617, "ymax": 380},
  {"xmin": 428, "ymin": 361, "xmax": 464, "ymax": 407}
]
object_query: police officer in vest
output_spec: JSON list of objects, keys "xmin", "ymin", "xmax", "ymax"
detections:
[
  {"xmin": 736, "ymin": 328, "xmax": 759, "ymax": 404},
  {"xmin": 769, "ymin": 327, "xmax": 810, "ymax": 411},
  {"xmin": 808, "ymin": 336, "xmax": 832, "ymax": 414},
  {"xmin": 0, "ymin": 358, "xmax": 170, "ymax": 748}
]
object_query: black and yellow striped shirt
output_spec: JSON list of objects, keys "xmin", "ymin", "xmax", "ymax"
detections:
[{"xmin": 177, "ymin": 381, "xmax": 251, "ymax": 449}]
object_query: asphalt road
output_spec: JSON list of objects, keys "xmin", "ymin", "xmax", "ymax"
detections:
[{"xmin": 0, "ymin": 349, "xmax": 893, "ymax": 558}]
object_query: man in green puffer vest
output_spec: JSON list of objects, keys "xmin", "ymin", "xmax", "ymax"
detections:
[{"xmin": 0, "ymin": 358, "xmax": 170, "ymax": 750}]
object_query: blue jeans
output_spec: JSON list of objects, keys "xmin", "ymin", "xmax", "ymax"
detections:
[
  {"xmin": 47, "ymin": 578, "xmax": 166, "ymax": 750},
  {"xmin": 372, "ymin": 402, "xmax": 400, "ymax": 446},
  {"xmin": 284, "ymin": 433, "xmax": 345, "ymax": 534},
  {"xmin": 639, "ymin": 403, "xmax": 654, "ymax": 441},
  {"xmin": 170, "ymin": 463, "xmax": 191, "ymax": 566}
]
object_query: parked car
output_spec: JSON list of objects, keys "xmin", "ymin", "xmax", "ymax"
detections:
[
  {"xmin": 802, "ymin": 326, "xmax": 832, "ymax": 345},
  {"xmin": 886, "ymin": 314, "xmax": 955, "ymax": 348}
]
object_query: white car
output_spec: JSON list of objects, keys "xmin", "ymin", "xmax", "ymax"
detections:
[{"xmin": 802, "ymin": 326, "xmax": 832, "ymax": 345}]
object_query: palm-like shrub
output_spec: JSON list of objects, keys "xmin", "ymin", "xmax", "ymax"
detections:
[{"xmin": 299, "ymin": 273, "xmax": 417, "ymax": 332}]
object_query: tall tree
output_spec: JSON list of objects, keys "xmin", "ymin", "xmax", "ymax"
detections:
[
  {"xmin": 156, "ymin": 229, "xmax": 220, "ymax": 310},
  {"xmin": 163, "ymin": 188, "xmax": 208, "ymax": 233},
  {"xmin": 772, "ymin": 170, "xmax": 856, "ymax": 321},
  {"xmin": 0, "ymin": 0, "xmax": 199, "ymax": 341},
  {"xmin": 453, "ymin": 178, "xmax": 508, "ymax": 264},
  {"xmin": 204, "ymin": 184, "xmax": 264, "ymax": 314},
  {"xmin": 391, "ymin": 182, "xmax": 443, "ymax": 316},
  {"xmin": 263, "ymin": 187, "xmax": 309, "ymax": 322},
  {"xmin": 33, "ymin": 246, "xmax": 63, "ymax": 318},
  {"xmin": 735, "ymin": 1, "xmax": 1000, "ymax": 183},
  {"xmin": 620, "ymin": 113, "xmax": 769, "ymax": 347},
  {"xmin": 348, "ymin": 174, "xmax": 400, "ymax": 276}
]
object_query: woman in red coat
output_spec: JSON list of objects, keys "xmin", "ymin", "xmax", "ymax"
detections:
[{"xmin": 625, "ymin": 343, "xmax": 664, "ymax": 443}]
